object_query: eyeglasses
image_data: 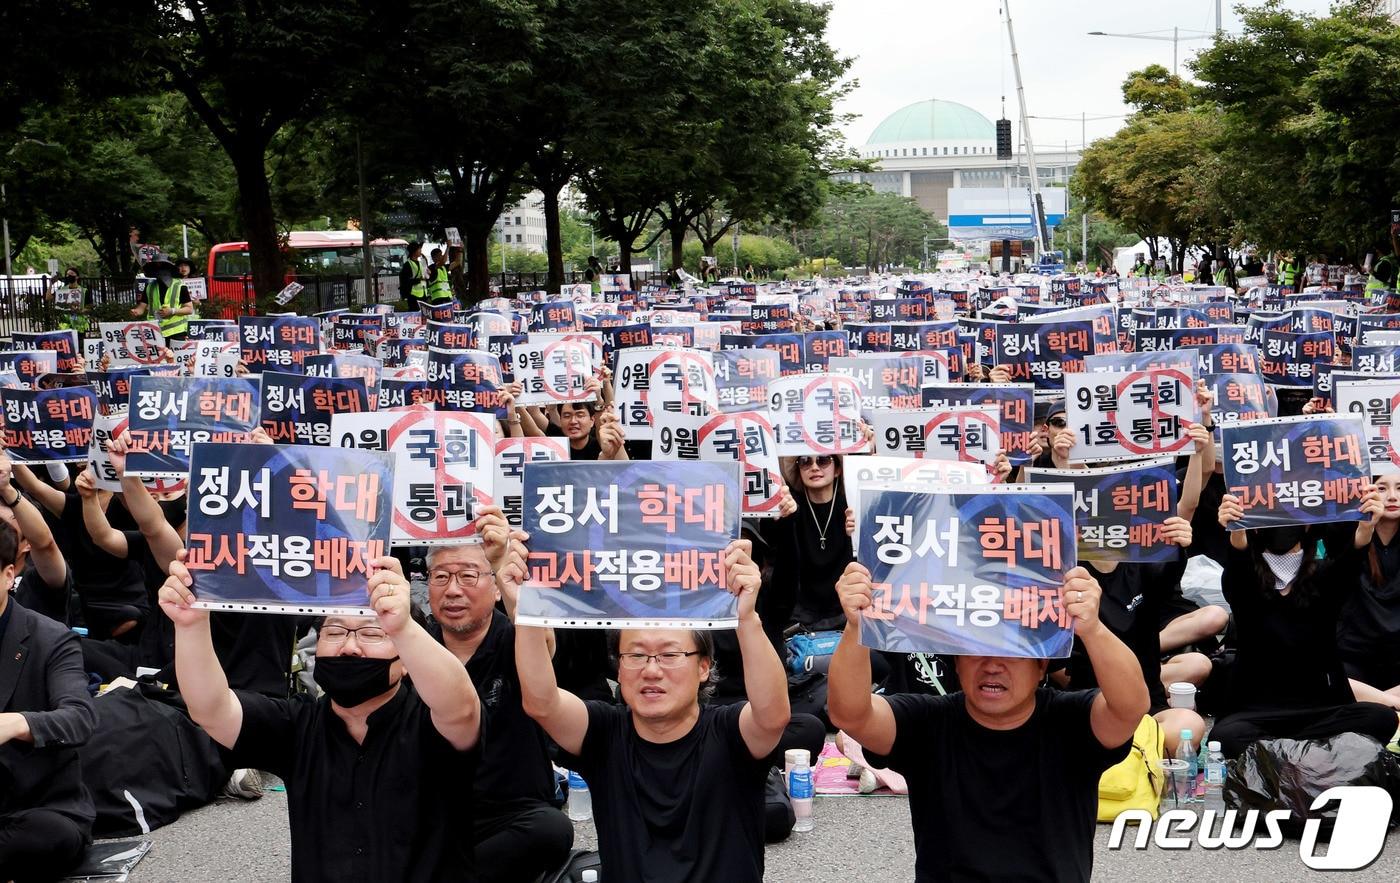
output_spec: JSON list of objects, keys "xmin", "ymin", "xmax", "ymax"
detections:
[
  {"xmin": 796, "ymin": 455, "xmax": 835, "ymax": 469},
  {"xmin": 1047, "ymin": 417, "xmax": 1068, "ymax": 429},
  {"xmin": 428, "ymin": 569, "xmax": 492, "ymax": 588},
  {"xmin": 617, "ymin": 651, "xmax": 701, "ymax": 670},
  {"xmin": 321, "ymin": 625, "xmax": 388, "ymax": 644}
]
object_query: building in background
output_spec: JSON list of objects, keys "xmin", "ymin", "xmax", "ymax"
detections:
[{"xmin": 833, "ymin": 98, "xmax": 1079, "ymax": 243}]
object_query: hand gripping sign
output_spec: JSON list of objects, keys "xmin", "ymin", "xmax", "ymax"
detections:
[
  {"xmin": 515, "ymin": 460, "xmax": 742, "ymax": 629},
  {"xmin": 767, "ymin": 373, "xmax": 867, "ymax": 456},
  {"xmin": 1025, "ymin": 458, "xmax": 1180, "ymax": 564},
  {"xmin": 856, "ymin": 483, "xmax": 1078, "ymax": 658},
  {"xmin": 652, "ymin": 409, "xmax": 785, "ymax": 517},
  {"xmin": 1065, "ymin": 366, "xmax": 1197, "ymax": 463},
  {"xmin": 1336, "ymin": 379, "xmax": 1400, "ymax": 475},
  {"xmin": 331, "ymin": 410, "xmax": 497, "ymax": 546},
  {"xmin": 1221, "ymin": 414, "xmax": 1371, "ymax": 530},
  {"xmin": 185, "ymin": 442, "xmax": 394, "ymax": 616},
  {"xmin": 870, "ymin": 405, "xmax": 1000, "ymax": 464}
]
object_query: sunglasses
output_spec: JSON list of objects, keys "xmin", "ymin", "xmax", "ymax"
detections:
[
  {"xmin": 797, "ymin": 455, "xmax": 835, "ymax": 468},
  {"xmin": 1047, "ymin": 416, "xmax": 1068, "ymax": 429}
]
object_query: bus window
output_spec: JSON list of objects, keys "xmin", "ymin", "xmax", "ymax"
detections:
[
  {"xmin": 214, "ymin": 249, "xmax": 252, "ymax": 277},
  {"xmin": 374, "ymin": 244, "xmax": 408, "ymax": 273}
]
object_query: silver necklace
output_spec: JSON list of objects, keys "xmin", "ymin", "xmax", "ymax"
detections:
[{"xmin": 806, "ymin": 495, "xmax": 835, "ymax": 550}]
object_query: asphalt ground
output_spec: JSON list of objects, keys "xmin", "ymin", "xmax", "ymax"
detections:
[{"xmin": 118, "ymin": 775, "xmax": 1400, "ymax": 882}]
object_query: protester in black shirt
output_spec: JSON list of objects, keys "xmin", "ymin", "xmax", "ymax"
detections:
[
  {"xmin": 556, "ymin": 401, "xmax": 627, "ymax": 461},
  {"xmin": 764, "ymin": 454, "xmax": 854, "ymax": 630},
  {"xmin": 425, "ymin": 509, "xmax": 573, "ymax": 883},
  {"xmin": 1339, "ymin": 474, "xmax": 1400, "ymax": 703},
  {"xmin": 513, "ymin": 537, "xmax": 790, "ymax": 883},
  {"xmin": 829, "ymin": 564, "xmax": 1146, "ymax": 882},
  {"xmin": 1212, "ymin": 492, "xmax": 1399, "ymax": 757},
  {"xmin": 0, "ymin": 520, "xmax": 96, "ymax": 882},
  {"xmin": 0, "ymin": 453, "xmax": 77, "ymax": 628},
  {"xmin": 159, "ymin": 551, "xmax": 482, "ymax": 882}
]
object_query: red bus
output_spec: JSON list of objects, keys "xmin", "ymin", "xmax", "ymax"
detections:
[{"xmin": 205, "ymin": 231, "xmax": 410, "ymax": 316}]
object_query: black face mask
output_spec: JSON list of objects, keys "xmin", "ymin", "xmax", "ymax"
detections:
[
  {"xmin": 313, "ymin": 655, "xmax": 400, "ymax": 707},
  {"xmin": 1256, "ymin": 525, "xmax": 1307, "ymax": 555}
]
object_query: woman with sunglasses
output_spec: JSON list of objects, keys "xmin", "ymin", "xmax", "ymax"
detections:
[{"xmin": 762, "ymin": 454, "xmax": 855, "ymax": 634}]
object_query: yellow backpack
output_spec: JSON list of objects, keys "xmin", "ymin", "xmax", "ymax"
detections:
[{"xmin": 1097, "ymin": 715, "xmax": 1166, "ymax": 822}]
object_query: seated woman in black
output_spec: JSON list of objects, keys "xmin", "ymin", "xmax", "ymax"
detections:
[
  {"xmin": 1212, "ymin": 491, "xmax": 1398, "ymax": 758},
  {"xmin": 1337, "ymin": 473, "xmax": 1400, "ymax": 710}
]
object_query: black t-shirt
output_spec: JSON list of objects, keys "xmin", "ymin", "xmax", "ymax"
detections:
[
  {"xmin": 569, "ymin": 702, "xmax": 768, "ymax": 883},
  {"xmin": 1184, "ymin": 469, "xmax": 1231, "ymax": 567},
  {"xmin": 231, "ymin": 683, "xmax": 477, "ymax": 883},
  {"xmin": 1221, "ymin": 543, "xmax": 1359, "ymax": 713},
  {"xmin": 765, "ymin": 488, "xmax": 853, "ymax": 630},
  {"xmin": 865, "ymin": 689, "xmax": 1128, "ymax": 883},
  {"xmin": 1338, "ymin": 532, "xmax": 1400, "ymax": 679},
  {"xmin": 567, "ymin": 434, "xmax": 603, "ymax": 461},
  {"xmin": 58, "ymin": 492, "xmax": 146, "ymax": 613},
  {"xmin": 11, "ymin": 559, "xmax": 74, "ymax": 626},
  {"xmin": 431, "ymin": 611, "xmax": 556, "ymax": 812}
]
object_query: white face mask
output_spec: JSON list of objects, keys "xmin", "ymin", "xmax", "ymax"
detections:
[{"xmin": 1261, "ymin": 549, "xmax": 1304, "ymax": 593}]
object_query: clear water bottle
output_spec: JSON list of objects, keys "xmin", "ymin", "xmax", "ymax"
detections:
[
  {"xmin": 581, "ymin": 872, "xmax": 598, "ymax": 883},
  {"xmin": 566, "ymin": 770, "xmax": 592, "ymax": 822},
  {"xmin": 1175, "ymin": 730, "xmax": 1199, "ymax": 804},
  {"xmin": 1203, "ymin": 740, "xmax": 1227, "ymax": 814},
  {"xmin": 789, "ymin": 756, "xmax": 814, "ymax": 832}
]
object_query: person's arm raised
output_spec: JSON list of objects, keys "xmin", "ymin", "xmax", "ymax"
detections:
[
  {"xmin": 827, "ymin": 562, "xmax": 898, "ymax": 755},
  {"xmin": 158, "ymin": 551, "xmax": 244, "ymax": 749},
  {"xmin": 508, "ymin": 538, "xmax": 589, "ymax": 755},
  {"xmin": 1217, "ymin": 493, "xmax": 1249, "ymax": 551},
  {"xmin": 12, "ymin": 463, "xmax": 67, "ymax": 516},
  {"xmin": 1176, "ymin": 420, "xmax": 1210, "ymax": 523},
  {"xmin": 76, "ymin": 468, "xmax": 129, "ymax": 558},
  {"xmin": 1066, "ymin": 567, "xmax": 1151, "ymax": 749},
  {"xmin": 368, "ymin": 555, "xmax": 481, "ymax": 751},
  {"xmin": 110, "ymin": 432, "xmax": 183, "ymax": 572},
  {"xmin": 730, "ymin": 539, "xmax": 790, "ymax": 758},
  {"xmin": 0, "ymin": 453, "xmax": 67, "ymax": 587}
]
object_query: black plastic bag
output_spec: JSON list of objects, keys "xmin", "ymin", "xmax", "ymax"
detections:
[{"xmin": 1224, "ymin": 733, "xmax": 1400, "ymax": 837}]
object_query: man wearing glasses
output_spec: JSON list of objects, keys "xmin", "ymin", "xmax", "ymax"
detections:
[
  {"xmin": 157, "ymin": 551, "xmax": 482, "ymax": 882},
  {"xmin": 510, "ymin": 536, "xmax": 790, "ymax": 883},
  {"xmin": 424, "ymin": 507, "xmax": 574, "ymax": 883}
]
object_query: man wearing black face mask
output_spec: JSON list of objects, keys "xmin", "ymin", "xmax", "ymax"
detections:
[{"xmin": 158, "ymin": 550, "xmax": 482, "ymax": 881}]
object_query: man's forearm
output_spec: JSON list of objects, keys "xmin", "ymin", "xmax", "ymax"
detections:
[
  {"xmin": 516, "ymin": 624, "xmax": 563, "ymax": 719},
  {"xmin": 1079, "ymin": 623, "xmax": 1149, "ymax": 721},
  {"xmin": 827, "ymin": 622, "xmax": 875, "ymax": 729},
  {"xmin": 737, "ymin": 613, "xmax": 789, "ymax": 730},
  {"xmin": 174, "ymin": 620, "xmax": 237, "ymax": 728}
]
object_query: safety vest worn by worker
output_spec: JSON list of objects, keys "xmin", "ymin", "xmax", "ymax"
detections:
[
  {"xmin": 146, "ymin": 278, "xmax": 188, "ymax": 338},
  {"xmin": 426, "ymin": 264, "xmax": 453, "ymax": 304},
  {"xmin": 405, "ymin": 257, "xmax": 428, "ymax": 302},
  {"xmin": 1366, "ymin": 256, "xmax": 1399, "ymax": 299},
  {"xmin": 1279, "ymin": 258, "xmax": 1299, "ymax": 288}
]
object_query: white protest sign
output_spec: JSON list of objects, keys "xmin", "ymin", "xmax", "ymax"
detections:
[
  {"xmin": 612, "ymin": 347, "xmax": 718, "ymax": 441},
  {"xmin": 194, "ymin": 341, "xmax": 239, "ymax": 378},
  {"xmin": 767, "ymin": 373, "xmax": 867, "ymax": 456},
  {"xmin": 1336, "ymin": 379, "xmax": 1400, "ymax": 475},
  {"xmin": 842, "ymin": 453, "xmax": 991, "ymax": 545},
  {"xmin": 445, "ymin": 227, "xmax": 462, "ymax": 246},
  {"xmin": 513, "ymin": 339, "xmax": 594, "ymax": 406},
  {"xmin": 183, "ymin": 277, "xmax": 208, "ymax": 302},
  {"xmin": 495, "ymin": 436, "xmax": 571, "ymax": 527},
  {"xmin": 332, "ymin": 410, "xmax": 497, "ymax": 545},
  {"xmin": 1065, "ymin": 367, "xmax": 1197, "ymax": 462},
  {"xmin": 99, "ymin": 321, "xmax": 166, "ymax": 366},
  {"xmin": 653, "ymin": 409, "xmax": 784, "ymax": 517},
  {"xmin": 870, "ymin": 405, "xmax": 1000, "ymax": 464},
  {"xmin": 83, "ymin": 337, "xmax": 103, "ymax": 372}
]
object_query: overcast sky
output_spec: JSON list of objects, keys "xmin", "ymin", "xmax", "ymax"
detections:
[{"xmin": 826, "ymin": 0, "xmax": 1336, "ymax": 153}]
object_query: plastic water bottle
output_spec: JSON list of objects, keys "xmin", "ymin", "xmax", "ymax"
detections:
[
  {"xmin": 566, "ymin": 770, "xmax": 592, "ymax": 822},
  {"xmin": 789, "ymin": 756, "xmax": 814, "ymax": 832},
  {"xmin": 581, "ymin": 872, "xmax": 598, "ymax": 883},
  {"xmin": 1203, "ymin": 740, "xmax": 1227, "ymax": 814},
  {"xmin": 1175, "ymin": 730, "xmax": 1199, "ymax": 804}
]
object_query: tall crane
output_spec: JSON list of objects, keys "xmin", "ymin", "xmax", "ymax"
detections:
[{"xmin": 1003, "ymin": 0, "xmax": 1051, "ymax": 257}]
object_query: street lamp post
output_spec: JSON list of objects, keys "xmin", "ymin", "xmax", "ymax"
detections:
[{"xmin": 1086, "ymin": 27, "xmax": 1213, "ymax": 77}]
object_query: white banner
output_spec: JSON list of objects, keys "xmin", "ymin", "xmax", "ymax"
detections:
[
  {"xmin": 767, "ymin": 373, "xmax": 866, "ymax": 456},
  {"xmin": 512, "ymin": 340, "xmax": 594, "ymax": 406},
  {"xmin": 652, "ymin": 409, "xmax": 784, "ymax": 517},
  {"xmin": 1065, "ymin": 368, "xmax": 1197, "ymax": 462},
  {"xmin": 495, "ymin": 436, "xmax": 570, "ymax": 527},
  {"xmin": 1336, "ymin": 379, "xmax": 1400, "ymax": 475},
  {"xmin": 870, "ymin": 405, "xmax": 1000, "ymax": 464}
]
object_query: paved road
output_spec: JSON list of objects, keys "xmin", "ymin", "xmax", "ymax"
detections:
[{"xmin": 124, "ymin": 785, "xmax": 1400, "ymax": 881}]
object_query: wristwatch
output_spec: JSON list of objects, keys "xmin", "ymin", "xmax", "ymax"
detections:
[{"xmin": 2, "ymin": 488, "xmax": 20, "ymax": 507}]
